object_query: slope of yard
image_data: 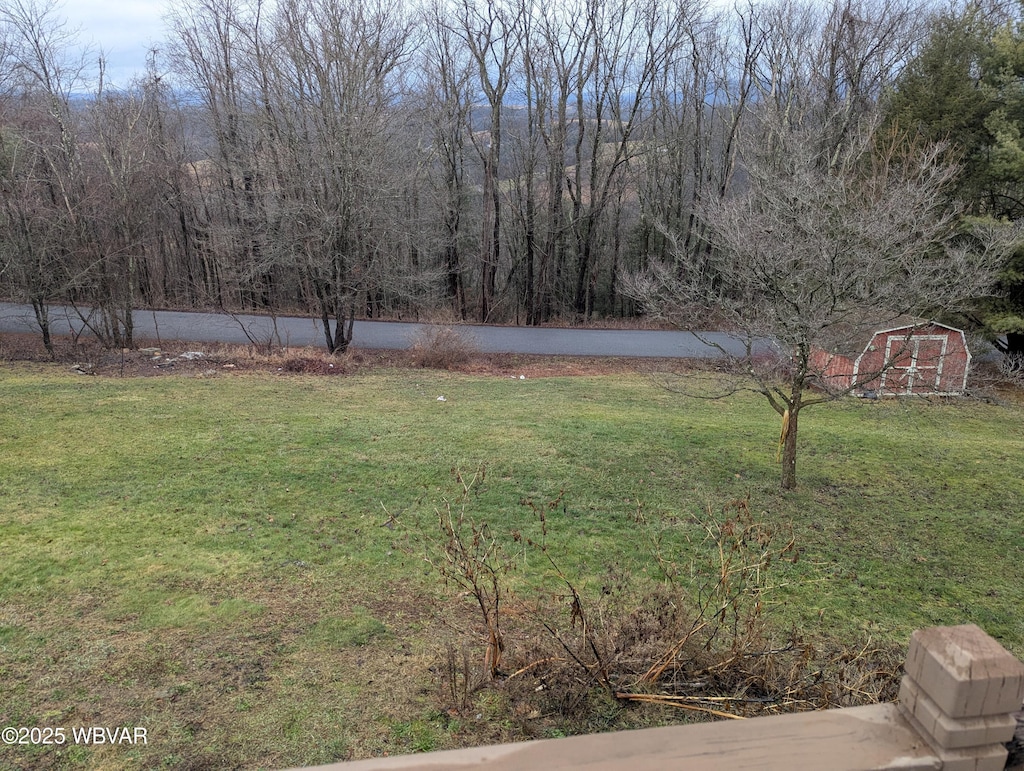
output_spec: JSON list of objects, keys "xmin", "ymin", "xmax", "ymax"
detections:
[{"xmin": 1, "ymin": 361, "xmax": 1021, "ymax": 769}]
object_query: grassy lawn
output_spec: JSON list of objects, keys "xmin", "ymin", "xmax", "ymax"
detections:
[{"xmin": 1, "ymin": 362, "xmax": 1022, "ymax": 769}]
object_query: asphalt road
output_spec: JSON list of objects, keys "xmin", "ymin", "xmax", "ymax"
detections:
[{"xmin": 0, "ymin": 302, "xmax": 758, "ymax": 358}]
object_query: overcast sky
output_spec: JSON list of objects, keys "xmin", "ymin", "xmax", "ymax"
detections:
[{"xmin": 61, "ymin": 0, "xmax": 170, "ymax": 86}]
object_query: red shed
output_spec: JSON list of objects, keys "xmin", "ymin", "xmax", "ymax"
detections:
[{"xmin": 809, "ymin": 321, "xmax": 972, "ymax": 396}]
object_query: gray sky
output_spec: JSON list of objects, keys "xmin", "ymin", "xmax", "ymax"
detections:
[{"xmin": 61, "ymin": 0, "xmax": 169, "ymax": 86}]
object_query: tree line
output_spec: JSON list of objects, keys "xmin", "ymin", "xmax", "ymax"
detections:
[{"xmin": 0, "ymin": 0, "xmax": 1021, "ymax": 358}]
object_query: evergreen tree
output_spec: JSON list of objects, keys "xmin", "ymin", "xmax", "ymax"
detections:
[{"xmin": 886, "ymin": 3, "xmax": 1024, "ymax": 364}]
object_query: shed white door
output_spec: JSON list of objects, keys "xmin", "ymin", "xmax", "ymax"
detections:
[{"xmin": 881, "ymin": 335, "xmax": 947, "ymax": 394}]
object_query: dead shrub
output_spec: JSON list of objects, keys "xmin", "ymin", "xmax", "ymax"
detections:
[
  {"xmin": 970, "ymin": 356, "xmax": 1024, "ymax": 401},
  {"xmin": 421, "ymin": 468, "xmax": 513, "ymax": 681},
  {"xmin": 411, "ymin": 479, "xmax": 904, "ymax": 734},
  {"xmin": 408, "ymin": 325, "xmax": 478, "ymax": 370},
  {"xmin": 280, "ymin": 356, "xmax": 346, "ymax": 375}
]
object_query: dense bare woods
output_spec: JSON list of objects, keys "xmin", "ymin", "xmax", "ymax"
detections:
[{"xmin": 0, "ymin": 0, "xmax": 998, "ymax": 348}]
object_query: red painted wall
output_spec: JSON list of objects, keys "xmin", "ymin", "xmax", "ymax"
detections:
[
  {"xmin": 810, "ymin": 323, "xmax": 971, "ymax": 396},
  {"xmin": 854, "ymin": 324, "xmax": 970, "ymax": 395}
]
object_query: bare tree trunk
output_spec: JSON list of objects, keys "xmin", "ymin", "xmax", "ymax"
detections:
[
  {"xmin": 30, "ymin": 297, "xmax": 54, "ymax": 358},
  {"xmin": 779, "ymin": 384, "xmax": 802, "ymax": 491}
]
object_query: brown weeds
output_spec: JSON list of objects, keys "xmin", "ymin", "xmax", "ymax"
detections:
[
  {"xmin": 416, "ymin": 481, "xmax": 904, "ymax": 732},
  {"xmin": 408, "ymin": 326, "xmax": 479, "ymax": 370}
]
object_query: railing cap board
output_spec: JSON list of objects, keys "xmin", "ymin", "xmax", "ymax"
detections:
[{"xmin": 310, "ymin": 704, "xmax": 939, "ymax": 771}]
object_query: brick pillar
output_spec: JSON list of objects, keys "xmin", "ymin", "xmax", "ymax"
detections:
[{"xmin": 898, "ymin": 624, "xmax": 1024, "ymax": 771}]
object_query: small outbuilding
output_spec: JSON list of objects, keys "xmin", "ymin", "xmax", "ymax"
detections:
[{"xmin": 809, "ymin": 321, "xmax": 972, "ymax": 396}]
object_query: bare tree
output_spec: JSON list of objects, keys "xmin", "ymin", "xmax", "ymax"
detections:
[
  {"xmin": 626, "ymin": 115, "xmax": 1016, "ymax": 489},
  {"xmin": 0, "ymin": 114, "xmax": 68, "ymax": 356},
  {"xmin": 565, "ymin": 0, "xmax": 680, "ymax": 318},
  {"xmin": 633, "ymin": 2, "xmax": 761, "ymax": 283},
  {"xmin": 0, "ymin": 1, "xmax": 191, "ymax": 351},
  {"xmin": 168, "ymin": 0, "xmax": 274, "ymax": 312},
  {"xmin": 258, "ymin": 0, "xmax": 414, "ymax": 352},
  {"xmin": 128, "ymin": 52, "xmax": 214, "ymax": 310},
  {"xmin": 169, "ymin": 0, "xmax": 418, "ymax": 350},
  {"xmin": 0, "ymin": 0, "xmax": 97, "ymax": 352},
  {"xmin": 452, "ymin": 0, "xmax": 523, "ymax": 322},
  {"xmin": 528, "ymin": 0, "xmax": 592, "ymax": 323},
  {"xmin": 624, "ymin": 0, "xmax": 967, "ymax": 490},
  {"xmin": 419, "ymin": 0, "xmax": 476, "ymax": 319}
]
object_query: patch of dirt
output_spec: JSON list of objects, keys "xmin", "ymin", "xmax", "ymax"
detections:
[{"xmin": 0, "ymin": 331, "xmax": 691, "ymax": 379}]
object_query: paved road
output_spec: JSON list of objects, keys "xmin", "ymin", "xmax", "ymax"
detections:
[{"xmin": 0, "ymin": 302, "xmax": 758, "ymax": 358}]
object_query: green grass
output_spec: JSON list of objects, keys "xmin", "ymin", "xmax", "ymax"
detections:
[{"xmin": 0, "ymin": 364, "xmax": 1022, "ymax": 769}]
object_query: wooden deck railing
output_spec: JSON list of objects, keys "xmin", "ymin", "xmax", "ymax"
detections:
[{"xmin": 294, "ymin": 624, "xmax": 1024, "ymax": 771}]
